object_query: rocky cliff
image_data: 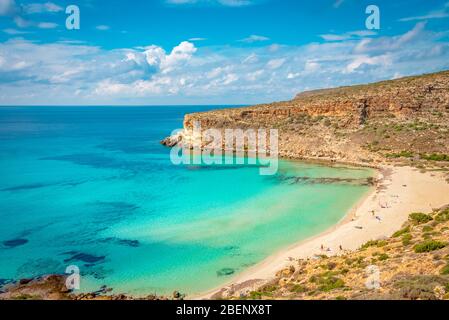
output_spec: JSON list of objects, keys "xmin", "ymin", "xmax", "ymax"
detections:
[{"xmin": 163, "ymin": 70, "xmax": 449, "ymax": 166}]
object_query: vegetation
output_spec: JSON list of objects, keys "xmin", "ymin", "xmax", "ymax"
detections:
[
  {"xmin": 227, "ymin": 207, "xmax": 449, "ymax": 301},
  {"xmin": 386, "ymin": 151, "xmax": 414, "ymax": 158},
  {"xmin": 414, "ymin": 240, "xmax": 447, "ymax": 253},
  {"xmin": 393, "ymin": 226, "xmax": 410, "ymax": 238},
  {"xmin": 420, "ymin": 154, "xmax": 449, "ymax": 162},
  {"xmin": 361, "ymin": 240, "xmax": 387, "ymax": 250},
  {"xmin": 378, "ymin": 253, "xmax": 389, "ymax": 261},
  {"xmin": 409, "ymin": 212, "xmax": 433, "ymax": 224},
  {"xmin": 436, "ymin": 208, "xmax": 449, "ymax": 222},
  {"xmin": 310, "ymin": 272, "xmax": 345, "ymax": 292},
  {"xmin": 440, "ymin": 264, "xmax": 449, "ymax": 275},
  {"xmin": 402, "ymin": 234, "xmax": 413, "ymax": 246}
]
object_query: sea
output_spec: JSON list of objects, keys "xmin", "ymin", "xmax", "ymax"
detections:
[{"xmin": 0, "ymin": 106, "xmax": 373, "ymax": 296}]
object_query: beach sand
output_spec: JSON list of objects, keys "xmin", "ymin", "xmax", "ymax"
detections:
[{"xmin": 195, "ymin": 165, "xmax": 449, "ymax": 299}]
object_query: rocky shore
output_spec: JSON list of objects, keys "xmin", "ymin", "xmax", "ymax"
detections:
[{"xmin": 0, "ymin": 275, "xmax": 184, "ymax": 300}]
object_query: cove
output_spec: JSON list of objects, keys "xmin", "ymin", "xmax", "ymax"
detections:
[{"xmin": 0, "ymin": 106, "xmax": 374, "ymax": 296}]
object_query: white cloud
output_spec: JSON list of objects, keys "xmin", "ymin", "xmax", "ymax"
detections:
[
  {"xmin": 0, "ymin": 0, "xmax": 18, "ymax": 16},
  {"xmin": 162, "ymin": 41, "xmax": 197, "ymax": 72},
  {"xmin": 2, "ymin": 28, "xmax": 29, "ymax": 34},
  {"xmin": 242, "ymin": 53, "xmax": 258, "ymax": 64},
  {"xmin": 345, "ymin": 54, "xmax": 392, "ymax": 73},
  {"xmin": 266, "ymin": 58, "xmax": 285, "ymax": 69},
  {"xmin": 37, "ymin": 22, "xmax": 58, "ymax": 29},
  {"xmin": 354, "ymin": 22, "xmax": 426, "ymax": 54},
  {"xmin": 333, "ymin": 0, "xmax": 344, "ymax": 8},
  {"xmin": 1, "ymin": 23, "xmax": 449, "ymax": 105},
  {"xmin": 23, "ymin": 2, "xmax": 63, "ymax": 14},
  {"xmin": 304, "ymin": 60, "xmax": 320, "ymax": 72},
  {"xmin": 1, "ymin": 0, "xmax": 61, "ymax": 30},
  {"xmin": 399, "ymin": 2, "xmax": 449, "ymax": 22},
  {"xmin": 320, "ymin": 30, "xmax": 377, "ymax": 42},
  {"xmin": 96, "ymin": 25, "xmax": 110, "ymax": 31},
  {"xmin": 239, "ymin": 35, "xmax": 270, "ymax": 43},
  {"xmin": 287, "ymin": 72, "xmax": 299, "ymax": 79},
  {"xmin": 246, "ymin": 69, "xmax": 264, "ymax": 81},
  {"xmin": 13, "ymin": 15, "xmax": 30, "ymax": 27}
]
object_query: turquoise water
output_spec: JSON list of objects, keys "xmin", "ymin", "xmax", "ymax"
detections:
[{"xmin": 0, "ymin": 106, "xmax": 373, "ymax": 296}]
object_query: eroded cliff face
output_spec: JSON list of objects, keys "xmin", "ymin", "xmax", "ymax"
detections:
[{"xmin": 163, "ymin": 71, "xmax": 449, "ymax": 165}]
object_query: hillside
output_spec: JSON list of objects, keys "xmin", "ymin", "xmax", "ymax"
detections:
[
  {"xmin": 163, "ymin": 70, "xmax": 449, "ymax": 169},
  {"xmin": 215, "ymin": 207, "xmax": 449, "ymax": 300}
]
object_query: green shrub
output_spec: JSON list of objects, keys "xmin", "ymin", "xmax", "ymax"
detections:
[
  {"xmin": 402, "ymin": 234, "xmax": 412, "ymax": 246},
  {"xmin": 395, "ymin": 275, "xmax": 449, "ymax": 300},
  {"xmin": 440, "ymin": 264, "xmax": 449, "ymax": 275},
  {"xmin": 414, "ymin": 240, "xmax": 447, "ymax": 253},
  {"xmin": 310, "ymin": 272, "xmax": 345, "ymax": 292},
  {"xmin": 378, "ymin": 253, "xmax": 389, "ymax": 261},
  {"xmin": 409, "ymin": 213, "xmax": 433, "ymax": 224},
  {"xmin": 289, "ymin": 284, "xmax": 307, "ymax": 293},
  {"xmin": 386, "ymin": 151, "xmax": 414, "ymax": 158},
  {"xmin": 420, "ymin": 154, "xmax": 449, "ymax": 162},
  {"xmin": 393, "ymin": 226, "xmax": 410, "ymax": 238},
  {"xmin": 335, "ymin": 296, "xmax": 347, "ymax": 300},
  {"xmin": 248, "ymin": 291, "xmax": 263, "ymax": 299},
  {"xmin": 422, "ymin": 225, "xmax": 434, "ymax": 232},
  {"xmin": 361, "ymin": 240, "xmax": 388, "ymax": 250},
  {"xmin": 318, "ymin": 277, "xmax": 345, "ymax": 292},
  {"xmin": 435, "ymin": 209, "xmax": 449, "ymax": 222},
  {"xmin": 260, "ymin": 285, "xmax": 277, "ymax": 293}
]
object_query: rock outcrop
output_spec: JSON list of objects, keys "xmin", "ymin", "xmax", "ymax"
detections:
[{"xmin": 162, "ymin": 70, "xmax": 449, "ymax": 166}]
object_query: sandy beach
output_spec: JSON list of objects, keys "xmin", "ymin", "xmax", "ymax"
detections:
[{"xmin": 196, "ymin": 165, "xmax": 449, "ymax": 299}]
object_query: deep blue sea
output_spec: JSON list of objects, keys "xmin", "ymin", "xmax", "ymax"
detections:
[{"xmin": 0, "ymin": 106, "xmax": 373, "ymax": 296}]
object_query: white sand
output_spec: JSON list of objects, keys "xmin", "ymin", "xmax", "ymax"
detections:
[{"xmin": 195, "ymin": 165, "xmax": 449, "ymax": 299}]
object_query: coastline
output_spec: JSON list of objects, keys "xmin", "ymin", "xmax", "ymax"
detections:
[{"xmin": 194, "ymin": 164, "xmax": 449, "ymax": 299}]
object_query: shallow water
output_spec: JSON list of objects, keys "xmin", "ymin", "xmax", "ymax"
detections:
[{"xmin": 0, "ymin": 106, "xmax": 373, "ymax": 296}]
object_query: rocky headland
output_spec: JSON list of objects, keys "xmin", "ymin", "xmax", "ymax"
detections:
[{"xmin": 162, "ymin": 70, "xmax": 449, "ymax": 169}]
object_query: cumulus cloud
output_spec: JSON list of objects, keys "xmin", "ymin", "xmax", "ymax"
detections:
[{"xmin": 1, "ymin": 23, "xmax": 449, "ymax": 105}]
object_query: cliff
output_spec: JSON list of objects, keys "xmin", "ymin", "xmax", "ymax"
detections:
[{"xmin": 162, "ymin": 70, "xmax": 449, "ymax": 166}]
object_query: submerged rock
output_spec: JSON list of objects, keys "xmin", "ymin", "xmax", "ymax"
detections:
[
  {"xmin": 2, "ymin": 238, "xmax": 28, "ymax": 248},
  {"xmin": 116, "ymin": 239, "xmax": 140, "ymax": 247},
  {"xmin": 217, "ymin": 268, "xmax": 235, "ymax": 277},
  {"xmin": 63, "ymin": 252, "xmax": 106, "ymax": 264}
]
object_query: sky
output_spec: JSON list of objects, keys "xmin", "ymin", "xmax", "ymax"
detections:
[{"xmin": 0, "ymin": 0, "xmax": 449, "ymax": 105}]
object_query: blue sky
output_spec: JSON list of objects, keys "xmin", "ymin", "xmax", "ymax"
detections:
[{"xmin": 1, "ymin": 0, "xmax": 449, "ymax": 105}]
